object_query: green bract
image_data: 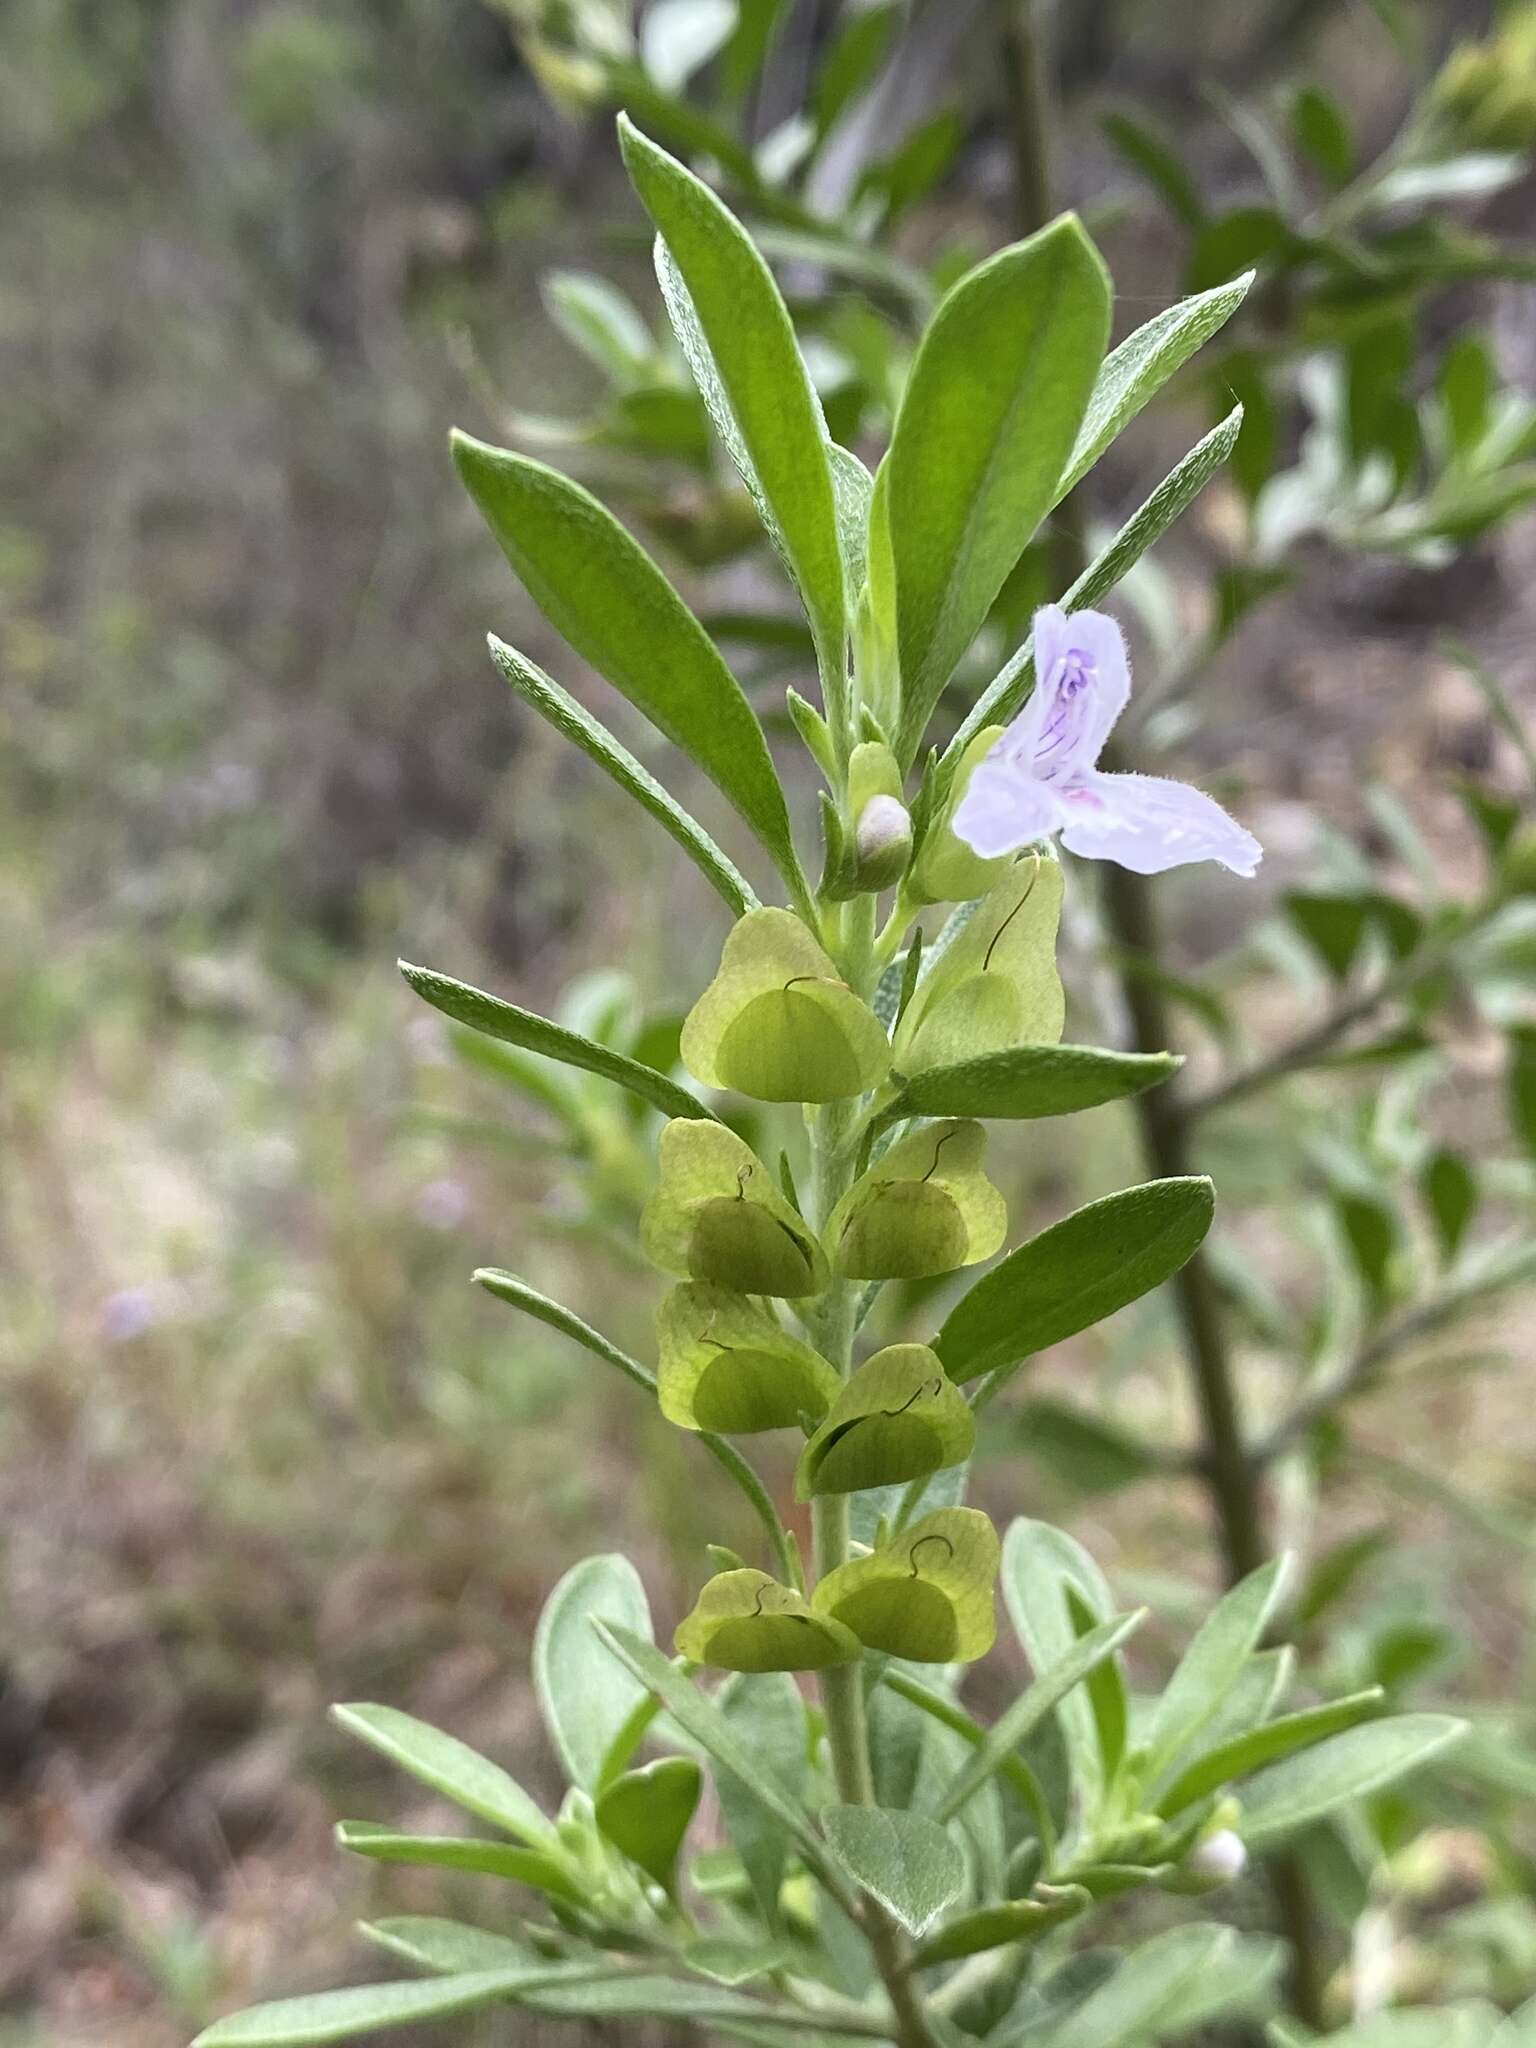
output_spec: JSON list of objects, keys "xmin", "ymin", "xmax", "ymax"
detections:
[
  {"xmin": 675, "ymin": 1568, "xmax": 862, "ymax": 1671},
  {"xmin": 642, "ymin": 1119, "xmax": 829, "ymax": 1296},
  {"xmin": 892, "ymin": 858, "xmax": 1065, "ymax": 1074},
  {"xmin": 813, "ymin": 1507, "xmax": 1000, "ymax": 1662},
  {"xmin": 795, "ymin": 1344, "xmax": 974, "ymax": 1499},
  {"xmin": 656, "ymin": 1282, "xmax": 840, "ymax": 1433},
  {"xmin": 827, "ymin": 1119, "xmax": 1005, "ymax": 1279},
  {"xmin": 680, "ymin": 908, "xmax": 891, "ymax": 1101}
]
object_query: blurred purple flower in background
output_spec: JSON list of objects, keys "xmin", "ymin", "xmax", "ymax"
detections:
[{"xmin": 953, "ymin": 604, "xmax": 1262, "ymax": 877}]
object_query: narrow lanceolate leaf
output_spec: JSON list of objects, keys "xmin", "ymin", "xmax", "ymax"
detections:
[
  {"xmin": 474, "ymin": 1271, "xmax": 658, "ymax": 1398},
  {"xmin": 1144, "ymin": 1556, "xmax": 1292, "ymax": 1773},
  {"xmin": 1020, "ymin": 1924, "xmax": 1238, "ymax": 2048},
  {"xmin": 1055, "ymin": 275, "xmax": 1254, "ymax": 502},
  {"xmin": 190, "ymin": 1971, "xmax": 560, "ymax": 2047},
  {"xmin": 618, "ymin": 119, "xmax": 846, "ymax": 690},
  {"xmin": 535, "ymin": 1556, "xmax": 653, "ymax": 1792},
  {"xmin": 945, "ymin": 406, "xmax": 1244, "ymax": 770},
  {"xmin": 889, "ymin": 1044, "xmax": 1179, "ymax": 1122},
  {"xmin": 488, "ymin": 637, "xmax": 755, "ymax": 916},
  {"xmin": 335, "ymin": 1823, "xmax": 585, "ymax": 1905},
  {"xmin": 1155, "ymin": 1688, "xmax": 1386, "ymax": 1817},
  {"xmin": 935, "ymin": 1610, "xmax": 1147, "ymax": 1822},
  {"xmin": 935, "ymin": 1178, "xmax": 1214, "ymax": 1385},
  {"xmin": 1239, "ymin": 1714, "xmax": 1467, "ymax": 1848},
  {"xmin": 885, "ymin": 218, "xmax": 1111, "ymax": 760},
  {"xmin": 400, "ymin": 962, "xmax": 712, "ymax": 1124},
  {"xmin": 819, "ymin": 1805, "xmax": 965, "ymax": 1936},
  {"xmin": 361, "ymin": 1918, "xmax": 535, "ymax": 1974},
  {"xmin": 331, "ymin": 1704, "xmax": 555, "ymax": 1849},
  {"xmin": 451, "ymin": 432, "xmax": 803, "ymax": 893},
  {"xmin": 999, "ymin": 1520, "xmax": 1117, "ymax": 1811},
  {"xmin": 594, "ymin": 1622, "xmax": 853, "ymax": 1909},
  {"xmin": 910, "ymin": 1889, "xmax": 1091, "ymax": 1968}
]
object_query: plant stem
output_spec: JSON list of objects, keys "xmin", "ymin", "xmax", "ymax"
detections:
[
  {"xmin": 806, "ymin": 1086, "xmax": 943, "ymax": 2048},
  {"xmin": 996, "ymin": 0, "xmax": 1329, "ymax": 2025}
]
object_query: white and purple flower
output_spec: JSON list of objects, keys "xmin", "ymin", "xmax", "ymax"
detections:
[{"xmin": 953, "ymin": 605, "xmax": 1262, "ymax": 878}]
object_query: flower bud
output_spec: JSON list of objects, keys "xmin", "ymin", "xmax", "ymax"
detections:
[
  {"xmin": 853, "ymin": 793, "xmax": 914, "ymax": 891},
  {"xmin": 812, "ymin": 1507, "xmax": 1000, "ymax": 1663},
  {"xmin": 893, "ymin": 858, "xmax": 1064, "ymax": 1075},
  {"xmin": 827, "ymin": 1119, "xmax": 1006, "ymax": 1280},
  {"xmin": 675, "ymin": 1569, "xmax": 861, "ymax": 1672},
  {"xmin": 681, "ymin": 908, "xmax": 891, "ymax": 1103},
  {"xmin": 642, "ymin": 1119, "xmax": 829, "ymax": 1297},
  {"xmin": 796, "ymin": 1345, "xmax": 974, "ymax": 1500},
  {"xmin": 657, "ymin": 1282, "xmax": 839, "ymax": 1434},
  {"xmin": 1177, "ymin": 1828, "xmax": 1248, "ymax": 1893}
]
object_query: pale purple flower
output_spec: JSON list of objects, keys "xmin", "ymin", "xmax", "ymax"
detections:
[{"xmin": 952, "ymin": 605, "xmax": 1262, "ymax": 878}]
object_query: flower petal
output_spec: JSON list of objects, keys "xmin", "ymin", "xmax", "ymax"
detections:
[
  {"xmin": 951, "ymin": 750, "xmax": 1065, "ymax": 859},
  {"xmin": 1001, "ymin": 605, "xmax": 1132, "ymax": 784},
  {"xmin": 1057, "ymin": 772, "xmax": 1262, "ymax": 877}
]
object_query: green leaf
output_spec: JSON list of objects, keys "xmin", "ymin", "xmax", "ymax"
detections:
[
  {"xmin": 1240, "ymin": 1714, "xmax": 1468, "ymax": 1847},
  {"xmin": 451, "ymin": 432, "xmax": 803, "ymax": 895},
  {"xmin": 796, "ymin": 1344, "xmax": 974, "ymax": 1500},
  {"xmin": 1008, "ymin": 1398, "xmax": 1161, "ymax": 1498},
  {"xmin": 401, "ymin": 963, "xmax": 711, "ymax": 1124},
  {"xmin": 1421, "ymin": 1149, "xmax": 1477, "ymax": 1260},
  {"xmin": 474, "ymin": 1270, "xmax": 657, "ymax": 1398},
  {"xmin": 715, "ymin": 1672, "xmax": 809, "ymax": 1922},
  {"xmin": 1056, "ymin": 274, "xmax": 1253, "ymax": 502},
  {"xmin": 910, "ymin": 1888, "xmax": 1090, "ymax": 1968},
  {"xmin": 1291, "ymin": 84, "xmax": 1355, "ymax": 189},
  {"xmin": 935, "ymin": 1178, "xmax": 1214, "ymax": 1384},
  {"xmin": 1021, "ymin": 1924, "xmax": 1239, "ymax": 2048},
  {"xmin": 360, "ymin": 1919, "xmax": 536, "ymax": 1973},
  {"xmin": 535, "ymin": 1554, "xmax": 653, "ymax": 1790},
  {"xmin": 190, "ymin": 1971, "xmax": 555, "ymax": 2047},
  {"xmin": 335, "ymin": 1822, "xmax": 585, "ymax": 1904},
  {"xmin": 1508, "ymin": 1025, "xmax": 1536, "ymax": 1157},
  {"xmin": 819, "ymin": 1805, "xmax": 964, "ymax": 1936},
  {"xmin": 619, "ymin": 119, "xmax": 846, "ymax": 688},
  {"xmin": 999, "ymin": 1520, "xmax": 1116, "ymax": 1810},
  {"xmin": 488, "ymin": 636, "xmax": 754, "ymax": 916},
  {"xmin": 1144, "ymin": 1556, "xmax": 1291, "ymax": 1773},
  {"xmin": 890, "ymin": 1043, "xmax": 1179, "ymax": 1121},
  {"xmin": 596, "ymin": 1621, "xmax": 856, "ymax": 1911},
  {"xmin": 935, "ymin": 1610, "xmax": 1146, "ymax": 1823},
  {"xmin": 944, "ymin": 407, "xmax": 1243, "ymax": 771},
  {"xmin": 596, "ymin": 1756, "xmax": 702, "ymax": 1890},
  {"xmin": 1101, "ymin": 109, "xmax": 1206, "ymax": 230},
  {"xmin": 885, "ymin": 218, "xmax": 1111, "ymax": 758},
  {"xmin": 542, "ymin": 270, "xmax": 654, "ymax": 386},
  {"xmin": 1286, "ymin": 891, "xmax": 1370, "ymax": 979},
  {"xmin": 1154, "ymin": 1689, "xmax": 1385, "ymax": 1818},
  {"xmin": 330, "ymin": 1705, "xmax": 554, "ymax": 1850}
]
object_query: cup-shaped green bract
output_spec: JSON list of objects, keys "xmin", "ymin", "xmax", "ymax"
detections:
[
  {"xmin": 893, "ymin": 857, "xmax": 1065, "ymax": 1075},
  {"xmin": 681, "ymin": 908, "xmax": 892, "ymax": 1103},
  {"xmin": 812, "ymin": 1508, "xmax": 1000, "ymax": 1664},
  {"xmin": 675, "ymin": 1568, "xmax": 862, "ymax": 1672},
  {"xmin": 643, "ymin": 1119, "xmax": 831, "ymax": 1296},
  {"xmin": 912, "ymin": 727, "xmax": 1014, "ymax": 905},
  {"xmin": 827, "ymin": 1119, "xmax": 1006, "ymax": 1280},
  {"xmin": 657, "ymin": 1282, "xmax": 841, "ymax": 1434},
  {"xmin": 796, "ymin": 1344, "xmax": 975, "ymax": 1500}
]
